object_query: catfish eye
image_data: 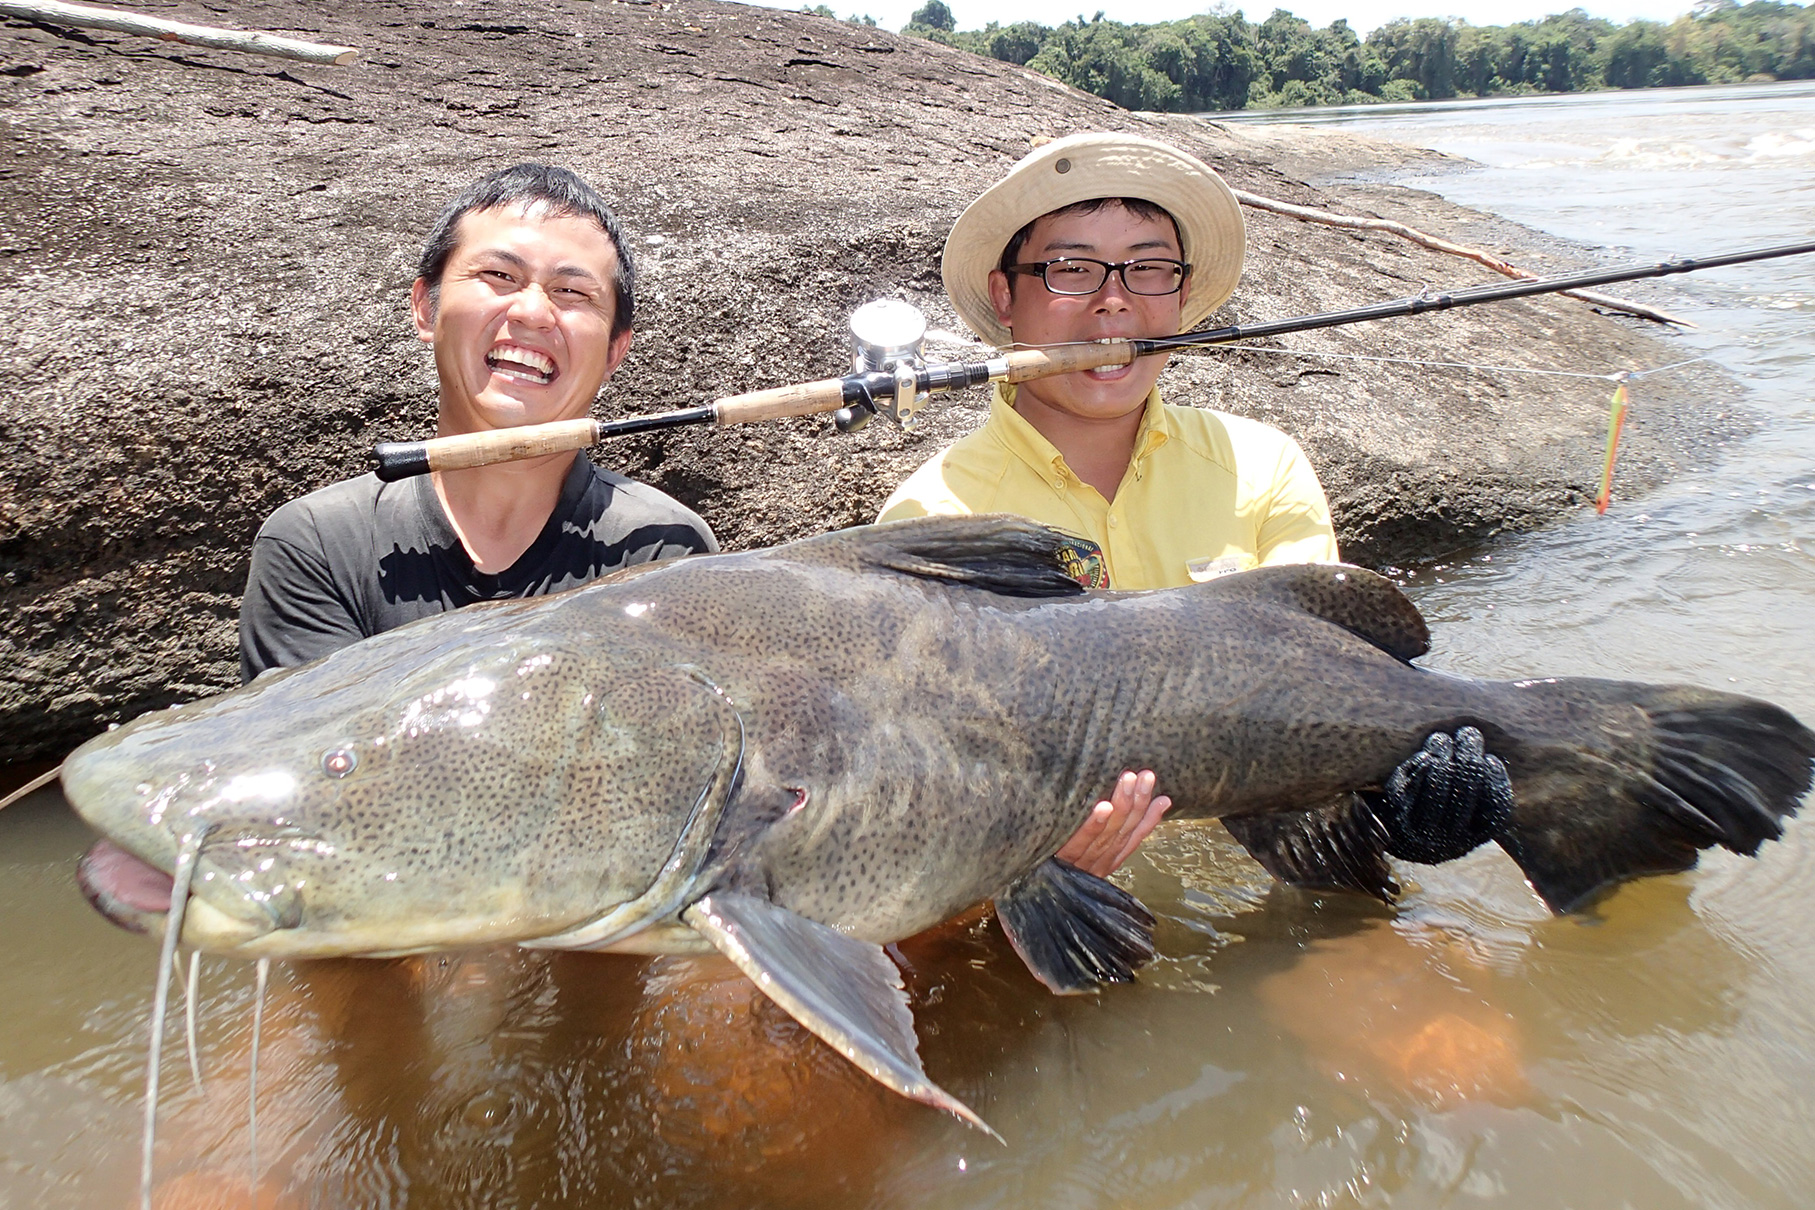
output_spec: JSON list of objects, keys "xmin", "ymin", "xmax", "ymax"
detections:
[{"xmin": 322, "ymin": 749, "xmax": 357, "ymax": 779}]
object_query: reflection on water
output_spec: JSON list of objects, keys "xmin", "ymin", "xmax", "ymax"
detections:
[{"xmin": 6, "ymin": 84, "xmax": 1815, "ymax": 1207}]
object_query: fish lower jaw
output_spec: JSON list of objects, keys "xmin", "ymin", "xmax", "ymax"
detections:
[
  {"xmin": 215, "ymin": 912, "xmax": 583, "ymax": 960},
  {"xmin": 574, "ymin": 921, "xmax": 715, "ymax": 955},
  {"xmin": 180, "ymin": 898, "xmax": 273, "ymax": 950}
]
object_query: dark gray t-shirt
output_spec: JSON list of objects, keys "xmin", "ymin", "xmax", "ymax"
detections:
[{"xmin": 238, "ymin": 455, "xmax": 717, "ymax": 682}]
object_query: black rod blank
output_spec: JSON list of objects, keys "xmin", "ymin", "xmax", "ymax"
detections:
[{"xmin": 1134, "ymin": 240, "xmax": 1815, "ymax": 358}]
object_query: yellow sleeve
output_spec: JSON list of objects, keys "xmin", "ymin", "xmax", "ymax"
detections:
[
  {"xmin": 875, "ymin": 453, "xmax": 973, "ymax": 524},
  {"xmin": 875, "ymin": 493, "xmax": 931, "ymax": 523},
  {"xmin": 1255, "ymin": 434, "xmax": 1340, "ymax": 565}
]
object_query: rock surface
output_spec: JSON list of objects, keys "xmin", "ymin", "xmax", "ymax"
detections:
[{"xmin": 0, "ymin": 0, "xmax": 1737, "ymax": 762}]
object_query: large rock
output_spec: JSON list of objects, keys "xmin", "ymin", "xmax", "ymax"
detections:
[{"xmin": 0, "ymin": 0, "xmax": 1735, "ymax": 762}]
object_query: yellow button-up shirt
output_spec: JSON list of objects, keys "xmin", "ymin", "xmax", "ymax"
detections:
[{"xmin": 876, "ymin": 383, "xmax": 1338, "ymax": 590}]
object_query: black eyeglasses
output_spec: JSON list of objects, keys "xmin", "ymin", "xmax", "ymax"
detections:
[{"xmin": 1005, "ymin": 257, "xmax": 1191, "ymax": 297}]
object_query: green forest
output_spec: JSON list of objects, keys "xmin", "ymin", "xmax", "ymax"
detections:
[{"xmin": 805, "ymin": 1, "xmax": 1815, "ymax": 111}]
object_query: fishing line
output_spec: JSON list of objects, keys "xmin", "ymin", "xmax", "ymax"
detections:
[
  {"xmin": 140, "ymin": 829, "xmax": 206, "ymax": 1210},
  {"xmin": 1627, "ymin": 356, "xmax": 1718, "ymax": 380},
  {"xmin": 1161, "ymin": 343, "xmax": 1717, "ymax": 383},
  {"xmin": 997, "ymin": 334, "xmax": 1721, "ymax": 384},
  {"xmin": 249, "ymin": 956, "xmax": 269, "ymax": 1207},
  {"xmin": 1006, "ymin": 339, "xmax": 1722, "ymax": 513}
]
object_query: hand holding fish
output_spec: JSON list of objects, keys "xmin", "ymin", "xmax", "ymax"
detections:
[
  {"xmin": 1372, "ymin": 726, "xmax": 1516, "ymax": 865},
  {"xmin": 1054, "ymin": 769, "xmax": 1174, "ymax": 877}
]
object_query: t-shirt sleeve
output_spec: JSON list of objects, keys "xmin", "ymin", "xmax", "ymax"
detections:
[
  {"xmin": 629, "ymin": 488, "xmax": 719, "ymax": 558},
  {"xmin": 238, "ymin": 512, "xmax": 367, "ymax": 684},
  {"xmin": 875, "ymin": 455, "xmax": 968, "ymax": 524},
  {"xmin": 1255, "ymin": 434, "xmax": 1340, "ymax": 566},
  {"xmin": 875, "ymin": 492, "xmax": 932, "ymax": 523},
  {"xmin": 680, "ymin": 514, "xmax": 720, "ymax": 555}
]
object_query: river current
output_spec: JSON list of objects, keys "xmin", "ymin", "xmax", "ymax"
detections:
[{"xmin": 2, "ymin": 83, "xmax": 1812, "ymax": 1209}]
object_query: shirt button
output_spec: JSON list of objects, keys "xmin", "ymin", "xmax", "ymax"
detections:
[
  {"xmin": 1052, "ymin": 479, "xmax": 1065, "ymax": 491},
  {"xmin": 1107, "ymin": 515, "xmax": 1119, "ymax": 528}
]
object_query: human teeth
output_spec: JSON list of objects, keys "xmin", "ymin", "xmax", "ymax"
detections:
[{"xmin": 488, "ymin": 347, "xmax": 555, "ymax": 376}]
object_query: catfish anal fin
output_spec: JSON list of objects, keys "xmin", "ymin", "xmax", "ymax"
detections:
[
  {"xmin": 1222, "ymin": 795, "xmax": 1400, "ymax": 902},
  {"xmin": 995, "ymin": 858, "xmax": 1157, "ymax": 994},
  {"xmin": 683, "ymin": 891, "xmax": 1001, "ymax": 1141}
]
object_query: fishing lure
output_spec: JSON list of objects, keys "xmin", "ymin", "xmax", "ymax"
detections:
[{"xmin": 1596, "ymin": 376, "xmax": 1631, "ymax": 515}]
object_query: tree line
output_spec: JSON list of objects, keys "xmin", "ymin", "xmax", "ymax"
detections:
[{"xmin": 801, "ymin": 1, "xmax": 1815, "ymax": 111}]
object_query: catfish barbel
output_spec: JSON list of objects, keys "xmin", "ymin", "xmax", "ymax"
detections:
[{"xmin": 62, "ymin": 516, "xmax": 1815, "ymax": 1136}]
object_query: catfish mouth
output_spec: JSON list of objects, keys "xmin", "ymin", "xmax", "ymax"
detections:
[
  {"xmin": 486, "ymin": 343, "xmax": 557, "ymax": 385},
  {"xmin": 76, "ymin": 837, "xmax": 288, "ymax": 949},
  {"xmin": 77, "ymin": 838, "xmax": 174, "ymax": 935}
]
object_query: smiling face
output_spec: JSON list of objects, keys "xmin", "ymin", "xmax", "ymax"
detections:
[
  {"xmin": 411, "ymin": 204, "xmax": 633, "ymax": 436},
  {"xmin": 987, "ymin": 201, "xmax": 1191, "ymax": 427}
]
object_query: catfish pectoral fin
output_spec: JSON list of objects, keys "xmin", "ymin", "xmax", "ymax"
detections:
[
  {"xmin": 1222, "ymin": 795, "xmax": 1400, "ymax": 902},
  {"xmin": 994, "ymin": 858, "xmax": 1157, "ymax": 994},
  {"xmin": 682, "ymin": 892, "xmax": 1001, "ymax": 1142}
]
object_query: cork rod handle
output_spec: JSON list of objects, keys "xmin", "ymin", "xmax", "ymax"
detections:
[
  {"xmin": 372, "ymin": 419, "xmax": 600, "ymax": 481},
  {"xmin": 710, "ymin": 377, "xmax": 851, "ymax": 427},
  {"xmin": 1000, "ymin": 341, "xmax": 1136, "ymax": 381}
]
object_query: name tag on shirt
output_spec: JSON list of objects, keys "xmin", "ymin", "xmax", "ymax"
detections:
[{"xmin": 1186, "ymin": 554, "xmax": 1255, "ymax": 582}]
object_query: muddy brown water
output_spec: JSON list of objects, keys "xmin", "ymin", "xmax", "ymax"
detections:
[{"xmin": 4, "ymin": 84, "xmax": 1815, "ymax": 1207}]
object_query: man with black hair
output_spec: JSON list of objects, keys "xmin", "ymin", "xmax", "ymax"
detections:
[
  {"xmin": 240, "ymin": 163, "xmax": 1184, "ymax": 873},
  {"xmin": 239, "ymin": 164, "xmax": 717, "ymax": 681}
]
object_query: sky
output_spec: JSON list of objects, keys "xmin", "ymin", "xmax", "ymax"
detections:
[{"xmin": 749, "ymin": 0, "xmax": 1707, "ymax": 38}]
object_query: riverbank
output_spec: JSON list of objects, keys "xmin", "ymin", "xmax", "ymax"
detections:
[{"xmin": 0, "ymin": 0, "xmax": 1734, "ymax": 762}]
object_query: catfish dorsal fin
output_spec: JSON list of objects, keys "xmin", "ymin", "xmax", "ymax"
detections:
[
  {"xmin": 842, "ymin": 515, "xmax": 1086, "ymax": 598},
  {"xmin": 1202, "ymin": 563, "xmax": 1430, "ymax": 663},
  {"xmin": 683, "ymin": 891, "xmax": 1001, "ymax": 1141}
]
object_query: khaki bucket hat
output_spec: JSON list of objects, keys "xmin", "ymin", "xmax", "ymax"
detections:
[{"xmin": 942, "ymin": 132, "xmax": 1246, "ymax": 348}]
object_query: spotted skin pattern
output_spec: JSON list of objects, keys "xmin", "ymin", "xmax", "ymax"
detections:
[{"xmin": 62, "ymin": 516, "xmax": 1813, "ymax": 956}]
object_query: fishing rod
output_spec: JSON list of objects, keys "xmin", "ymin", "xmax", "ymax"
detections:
[{"xmin": 370, "ymin": 239, "xmax": 1815, "ymax": 481}]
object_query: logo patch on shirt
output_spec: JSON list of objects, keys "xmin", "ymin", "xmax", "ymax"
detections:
[
  {"xmin": 1186, "ymin": 554, "xmax": 1255, "ymax": 582},
  {"xmin": 1054, "ymin": 535, "xmax": 1110, "ymax": 589}
]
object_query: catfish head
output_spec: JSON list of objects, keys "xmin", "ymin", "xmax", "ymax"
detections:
[{"xmin": 63, "ymin": 598, "xmax": 743, "ymax": 959}]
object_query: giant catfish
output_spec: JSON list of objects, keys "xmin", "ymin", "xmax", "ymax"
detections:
[{"xmin": 62, "ymin": 516, "xmax": 1815, "ymax": 1134}]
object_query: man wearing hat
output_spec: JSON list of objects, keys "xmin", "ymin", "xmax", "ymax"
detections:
[
  {"xmin": 880, "ymin": 131, "xmax": 1333, "ymax": 588},
  {"xmin": 880, "ymin": 132, "xmax": 1511, "ymax": 883}
]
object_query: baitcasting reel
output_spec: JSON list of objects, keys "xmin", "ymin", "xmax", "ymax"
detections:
[{"xmin": 837, "ymin": 299, "xmax": 930, "ymax": 434}]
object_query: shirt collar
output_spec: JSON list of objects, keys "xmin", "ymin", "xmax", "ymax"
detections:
[{"xmin": 991, "ymin": 382, "xmax": 1171, "ymax": 482}]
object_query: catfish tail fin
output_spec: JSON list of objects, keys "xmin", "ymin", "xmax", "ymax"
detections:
[{"xmin": 1492, "ymin": 682, "xmax": 1814, "ymax": 912}]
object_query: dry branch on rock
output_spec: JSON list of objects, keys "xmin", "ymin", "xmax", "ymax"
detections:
[
  {"xmin": 0, "ymin": 0, "xmax": 356, "ymax": 64},
  {"xmin": 1232, "ymin": 188, "xmax": 1690, "ymax": 326}
]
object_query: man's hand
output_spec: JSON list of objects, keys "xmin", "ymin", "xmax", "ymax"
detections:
[
  {"xmin": 1374, "ymin": 726, "xmax": 1513, "ymax": 865},
  {"xmin": 1055, "ymin": 769, "xmax": 1173, "ymax": 878}
]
